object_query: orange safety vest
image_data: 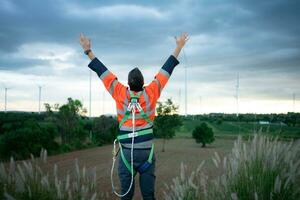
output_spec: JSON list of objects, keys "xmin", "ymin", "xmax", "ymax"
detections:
[{"xmin": 88, "ymin": 55, "xmax": 179, "ymax": 145}]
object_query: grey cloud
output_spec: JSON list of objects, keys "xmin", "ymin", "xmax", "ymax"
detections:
[
  {"xmin": 0, "ymin": 0, "xmax": 299, "ymax": 113},
  {"xmin": 0, "ymin": 56, "xmax": 49, "ymax": 70}
]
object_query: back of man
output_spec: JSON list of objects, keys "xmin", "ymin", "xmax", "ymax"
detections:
[{"xmin": 79, "ymin": 32, "xmax": 189, "ymax": 200}]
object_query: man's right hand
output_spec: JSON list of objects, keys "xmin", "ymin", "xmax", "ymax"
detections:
[{"xmin": 79, "ymin": 33, "xmax": 91, "ymax": 51}]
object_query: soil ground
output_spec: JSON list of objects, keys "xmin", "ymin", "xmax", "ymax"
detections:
[{"xmin": 43, "ymin": 138, "xmax": 235, "ymax": 199}]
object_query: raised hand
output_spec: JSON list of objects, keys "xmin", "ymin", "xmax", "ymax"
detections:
[
  {"xmin": 175, "ymin": 32, "xmax": 189, "ymax": 48},
  {"xmin": 79, "ymin": 33, "xmax": 91, "ymax": 51},
  {"xmin": 173, "ymin": 32, "xmax": 189, "ymax": 58}
]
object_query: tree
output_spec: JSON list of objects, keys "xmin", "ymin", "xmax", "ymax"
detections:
[
  {"xmin": 192, "ymin": 122, "xmax": 215, "ymax": 147},
  {"xmin": 285, "ymin": 112, "xmax": 300, "ymax": 127},
  {"xmin": 154, "ymin": 99, "xmax": 182, "ymax": 152},
  {"xmin": 44, "ymin": 98, "xmax": 87, "ymax": 144}
]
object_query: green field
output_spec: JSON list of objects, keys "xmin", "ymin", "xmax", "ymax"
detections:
[{"xmin": 177, "ymin": 119, "xmax": 300, "ymax": 139}]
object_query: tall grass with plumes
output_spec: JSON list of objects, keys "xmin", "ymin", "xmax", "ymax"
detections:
[
  {"xmin": 164, "ymin": 134, "xmax": 300, "ymax": 200},
  {"xmin": 0, "ymin": 149, "xmax": 99, "ymax": 200}
]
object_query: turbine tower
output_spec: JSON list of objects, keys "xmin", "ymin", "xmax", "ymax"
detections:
[
  {"xmin": 89, "ymin": 70, "xmax": 92, "ymax": 118},
  {"xmin": 38, "ymin": 85, "xmax": 43, "ymax": 114},
  {"xmin": 199, "ymin": 96, "xmax": 202, "ymax": 114},
  {"xmin": 1, "ymin": 82, "xmax": 11, "ymax": 113},
  {"xmin": 2, "ymin": 83, "xmax": 11, "ymax": 113},
  {"xmin": 178, "ymin": 89, "xmax": 181, "ymax": 114},
  {"xmin": 235, "ymin": 73, "xmax": 239, "ymax": 117},
  {"xmin": 183, "ymin": 49, "xmax": 188, "ymax": 117},
  {"xmin": 88, "ymin": 70, "xmax": 93, "ymax": 140},
  {"xmin": 102, "ymin": 91, "xmax": 105, "ymax": 115},
  {"xmin": 3, "ymin": 84, "xmax": 11, "ymax": 113},
  {"xmin": 293, "ymin": 93, "xmax": 296, "ymax": 112},
  {"xmin": 4, "ymin": 87, "xmax": 8, "ymax": 113}
]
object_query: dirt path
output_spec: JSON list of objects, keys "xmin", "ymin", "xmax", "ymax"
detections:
[{"xmin": 45, "ymin": 138, "xmax": 234, "ymax": 199}]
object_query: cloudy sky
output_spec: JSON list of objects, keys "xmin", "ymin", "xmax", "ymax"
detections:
[{"xmin": 0, "ymin": 0, "xmax": 299, "ymax": 115}]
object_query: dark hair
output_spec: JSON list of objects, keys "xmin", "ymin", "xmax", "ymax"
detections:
[{"xmin": 128, "ymin": 67, "xmax": 144, "ymax": 92}]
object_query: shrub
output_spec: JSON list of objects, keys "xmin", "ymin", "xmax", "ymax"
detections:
[
  {"xmin": 192, "ymin": 122, "xmax": 215, "ymax": 147},
  {"xmin": 0, "ymin": 112, "xmax": 46, "ymax": 135},
  {"xmin": 164, "ymin": 135, "xmax": 300, "ymax": 200},
  {"xmin": 0, "ymin": 119, "xmax": 59, "ymax": 160},
  {"xmin": 216, "ymin": 118, "xmax": 223, "ymax": 125}
]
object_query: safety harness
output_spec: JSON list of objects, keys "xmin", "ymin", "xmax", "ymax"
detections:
[{"xmin": 111, "ymin": 90, "xmax": 155, "ymax": 197}]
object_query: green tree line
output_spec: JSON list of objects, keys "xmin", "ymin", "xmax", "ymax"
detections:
[
  {"xmin": 191, "ymin": 112, "xmax": 300, "ymax": 126},
  {"xmin": 1, "ymin": 97, "xmax": 299, "ymax": 160},
  {"xmin": 0, "ymin": 98, "xmax": 182, "ymax": 160},
  {"xmin": 0, "ymin": 98, "xmax": 118, "ymax": 161}
]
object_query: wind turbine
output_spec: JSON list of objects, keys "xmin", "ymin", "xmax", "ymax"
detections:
[
  {"xmin": 2, "ymin": 83, "xmax": 12, "ymax": 113},
  {"xmin": 102, "ymin": 91, "xmax": 105, "ymax": 115},
  {"xmin": 183, "ymin": 48, "xmax": 188, "ymax": 117},
  {"xmin": 235, "ymin": 73, "xmax": 240, "ymax": 117},
  {"xmin": 4, "ymin": 87, "xmax": 11, "ymax": 112},
  {"xmin": 235, "ymin": 73, "xmax": 240, "ymax": 134},
  {"xmin": 5, "ymin": 87, "xmax": 8, "ymax": 112},
  {"xmin": 88, "ymin": 70, "xmax": 93, "ymax": 140},
  {"xmin": 199, "ymin": 96, "xmax": 202, "ymax": 114},
  {"xmin": 178, "ymin": 89, "xmax": 181, "ymax": 114},
  {"xmin": 89, "ymin": 70, "xmax": 92, "ymax": 118},
  {"xmin": 37, "ymin": 85, "xmax": 45, "ymax": 114},
  {"xmin": 292, "ymin": 93, "xmax": 296, "ymax": 112}
]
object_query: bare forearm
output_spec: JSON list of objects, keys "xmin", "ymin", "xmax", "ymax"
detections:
[{"xmin": 172, "ymin": 46, "xmax": 183, "ymax": 58}]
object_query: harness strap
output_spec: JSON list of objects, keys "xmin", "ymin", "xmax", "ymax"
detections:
[
  {"xmin": 119, "ymin": 90, "xmax": 153, "ymax": 128},
  {"xmin": 119, "ymin": 144, "xmax": 136, "ymax": 175},
  {"xmin": 120, "ymin": 143, "xmax": 154, "ymax": 174},
  {"xmin": 119, "ymin": 110, "xmax": 130, "ymax": 128},
  {"xmin": 138, "ymin": 106, "xmax": 153, "ymax": 125},
  {"xmin": 129, "ymin": 90, "xmax": 141, "ymax": 99},
  {"xmin": 148, "ymin": 143, "xmax": 154, "ymax": 163},
  {"xmin": 117, "ymin": 90, "xmax": 155, "ymax": 175},
  {"xmin": 117, "ymin": 129, "xmax": 153, "ymax": 140}
]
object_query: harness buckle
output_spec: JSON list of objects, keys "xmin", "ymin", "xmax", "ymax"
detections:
[{"xmin": 128, "ymin": 132, "xmax": 138, "ymax": 138}]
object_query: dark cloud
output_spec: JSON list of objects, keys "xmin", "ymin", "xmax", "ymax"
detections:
[{"xmin": 0, "ymin": 0, "xmax": 299, "ymax": 113}]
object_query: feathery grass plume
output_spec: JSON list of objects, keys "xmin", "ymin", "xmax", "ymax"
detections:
[
  {"xmin": 219, "ymin": 135, "xmax": 300, "ymax": 200},
  {"xmin": 164, "ymin": 161, "xmax": 206, "ymax": 200},
  {"xmin": 0, "ymin": 149, "xmax": 100, "ymax": 199},
  {"xmin": 0, "ymin": 163, "xmax": 7, "ymax": 180},
  {"xmin": 231, "ymin": 193, "xmax": 238, "ymax": 200},
  {"xmin": 164, "ymin": 134, "xmax": 300, "ymax": 200},
  {"xmin": 4, "ymin": 193, "xmax": 16, "ymax": 200}
]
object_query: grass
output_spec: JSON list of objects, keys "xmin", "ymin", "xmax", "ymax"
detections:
[
  {"xmin": 0, "ymin": 149, "xmax": 99, "ymax": 200},
  {"xmin": 177, "ymin": 119, "xmax": 300, "ymax": 139},
  {"xmin": 164, "ymin": 134, "xmax": 300, "ymax": 200}
]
